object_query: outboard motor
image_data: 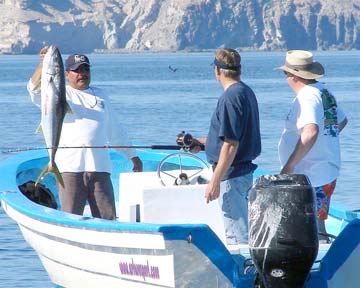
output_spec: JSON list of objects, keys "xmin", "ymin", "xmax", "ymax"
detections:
[{"xmin": 248, "ymin": 174, "xmax": 318, "ymax": 288}]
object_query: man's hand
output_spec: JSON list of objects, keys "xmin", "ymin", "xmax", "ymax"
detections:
[
  {"xmin": 189, "ymin": 138, "xmax": 203, "ymax": 153},
  {"xmin": 176, "ymin": 133, "xmax": 204, "ymax": 153},
  {"xmin": 205, "ymin": 178, "xmax": 221, "ymax": 203},
  {"xmin": 39, "ymin": 46, "xmax": 48, "ymax": 62},
  {"xmin": 280, "ymin": 164, "xmax": 294, "ymax": 174},
  {"xmin": 131, "ymin": 156, "xmax": 143, "ymax": 172}
]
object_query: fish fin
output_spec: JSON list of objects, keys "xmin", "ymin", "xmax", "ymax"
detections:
[
  {"xmin": 34, "ymin": 81, "xmax": 41, "ymax": 91},
  {"xmin": 36, "ymin": 124, "xmax": 43, "ymax": 134},
  {"xmin": 65, "ymin": 102, "xmax": 73, "ymax": 114},
  {"xmin": 35, "ymin": 162, "xmax": 65, "ymax": 188}
]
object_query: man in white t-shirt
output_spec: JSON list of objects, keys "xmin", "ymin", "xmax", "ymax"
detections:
[
  {"xmin": 276, "ymin": 50, "xmax": 348, "ymax": 242},
  {"xmin": 27, "ymin": 47, "xmax": 143, "ymax": 220}
]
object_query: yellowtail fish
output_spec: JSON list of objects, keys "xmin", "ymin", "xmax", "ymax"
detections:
[{"xmin": 35, "ymin": 46, "xmax": 71, "ymax": 187}]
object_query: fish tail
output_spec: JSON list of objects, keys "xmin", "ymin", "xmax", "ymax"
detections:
[
  {"xmin": 35, "ymin": 164, "xmax": 49, "ymax": 187},
  {"xmin": 52, "ymin": 162, "xmax": 65, "ymax": 188},
  {"xmin": 35, "ymin": 162, "xmax": 65, "ymax": 188}
]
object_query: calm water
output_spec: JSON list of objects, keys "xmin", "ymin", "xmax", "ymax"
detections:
[{"xmin": 0, "ymin": 51, "xmax": 359, "ymax": 287}]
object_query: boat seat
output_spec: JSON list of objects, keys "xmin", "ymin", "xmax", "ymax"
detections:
[
  {"xmin": 118, "ymin": 171, "xmax": 226, "ymax": 244},
  {"xmin": 141, "ymin": 184, "xmax": 226, "ymax": 243},
  {"xmin": 118, "ymin": 171, "xmax": 161, "ymax": 222}
]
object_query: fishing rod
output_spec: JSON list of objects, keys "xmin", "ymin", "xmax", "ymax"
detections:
[
  {"xmin": 1, "ymin": 131, "xmax": 204, "ymax": 153},
  {"xmin": 1, "ymin": 144, "xmax": 182, "ymax": 154}
]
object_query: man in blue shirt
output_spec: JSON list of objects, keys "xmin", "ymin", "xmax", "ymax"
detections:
[{"xmin": 187, "ymin": 48, "xmax": 261, "ymax": 244}]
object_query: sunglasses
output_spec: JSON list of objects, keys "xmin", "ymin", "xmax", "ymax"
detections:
[
  {"xmin": 284, "ymin": 71, "xmax": 296, "ymax": 77},
  {"xmin": 71, "ymin": 65, "xmax": 90, "ymax": 73}
]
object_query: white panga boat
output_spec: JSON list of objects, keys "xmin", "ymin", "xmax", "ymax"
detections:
[{"xmin": 0, "ymin": 148, "xmax": 359, "ymax": 288}]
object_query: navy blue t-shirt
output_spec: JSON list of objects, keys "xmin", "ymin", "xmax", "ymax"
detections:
[{"xmin": 205, "ymin": 81, "xmax": 261, "ymax": 180}]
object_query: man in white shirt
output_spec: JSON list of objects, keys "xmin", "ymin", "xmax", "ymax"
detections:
[
  {"xmin": 277, "ymin": 50, "xmax": 348, "ymax": 241},
  {"xmin": 28, "ymin": 47, "xmax": 143, "ymax": 220}
]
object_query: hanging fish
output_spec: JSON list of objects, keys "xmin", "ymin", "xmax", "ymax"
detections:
[{"xmin": 35, "ymin": 46, "xmax": 71, "ymax": 187}]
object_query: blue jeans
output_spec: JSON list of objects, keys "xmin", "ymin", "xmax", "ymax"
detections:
[{"xmin": 219, "ymin": 173, "xmax": 253, "ymax": 245}]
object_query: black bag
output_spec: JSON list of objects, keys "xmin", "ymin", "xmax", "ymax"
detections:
[{"xmin": 18, "ymin": 181, "xmax": 58, "ymax": 209}]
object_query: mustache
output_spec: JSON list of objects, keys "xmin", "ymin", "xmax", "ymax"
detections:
[{"xmin": 77, "ymin": 75, "xmax": 89, "ymax": 81}]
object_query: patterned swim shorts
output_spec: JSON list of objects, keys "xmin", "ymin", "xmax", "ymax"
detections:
[{"xmin": 314, "ymin": 180, "xmax": 337, "ymax": 220}]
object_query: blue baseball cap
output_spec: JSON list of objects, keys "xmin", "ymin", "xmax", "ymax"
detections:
[{"xmin": 65, "ymin": 54, "xmax": 90, "ymax": 71}]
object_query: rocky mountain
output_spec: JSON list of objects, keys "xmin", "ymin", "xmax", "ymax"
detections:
[{"xmin": 0, "ymin": 0, "xmax": 359, "ymax": 54}]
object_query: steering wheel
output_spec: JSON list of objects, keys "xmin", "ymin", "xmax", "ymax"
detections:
[{"xmin": 157, "ymin": 152, "xmax": 211, "ymax": 186}]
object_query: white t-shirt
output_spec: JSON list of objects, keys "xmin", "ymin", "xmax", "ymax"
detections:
[
  {"xmin": 278, "ymin": 82, "xmax": 346, "ymax": 187},
  {"xmin": 28, "ymin": 80, "xmax": 137, "ymax": 173}
]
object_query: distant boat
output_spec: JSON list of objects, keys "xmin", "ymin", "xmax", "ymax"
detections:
[{"xmin": 0, "ymin": 148, "xmax": 359, "ymax": 288}]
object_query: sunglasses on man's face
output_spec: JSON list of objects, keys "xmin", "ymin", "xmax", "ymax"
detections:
[
  {"xmin": 283, "ymin": 71, "xmax": 294, "ymax": 77},
  {"xmin": 71, "ymin": 65, "xmax": 90, "ymax": 73}
]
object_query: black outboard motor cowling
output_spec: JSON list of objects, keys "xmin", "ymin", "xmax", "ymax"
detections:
[{"xmin": 248, "ymin": 174, "xmax": 319, "ymax": 288}]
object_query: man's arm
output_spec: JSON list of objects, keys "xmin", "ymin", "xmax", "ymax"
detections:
[
  {"xmin": 131, "ymin": 156, "xmax": 143, "ymax": 172},
  {"xmin": 27, "ymin": 47, "xmax": 49, "ymax": 107},
  {"xmin": 281, "ymin": 123, "xmax": 319, "ymax": 174},
  {"xmin": 205, "ymin": 138, "xmax": 238, "ymax": 203},
  {"xmin": 189, "ymin": 137, "xmax": 206, "ymax": 153},
  {"xmin": 30, "ymin": 47, "xmax": 48, "ymax": 87}
]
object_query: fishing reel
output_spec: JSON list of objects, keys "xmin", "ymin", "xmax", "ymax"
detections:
[{"xmin": 176, "ymin": 131, "xmax": 195, "ymax": 151}]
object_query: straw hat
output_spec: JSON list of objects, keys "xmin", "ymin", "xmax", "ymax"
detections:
[{"xmin": 276, "ymin": 50, "xmax": 324, "ymax": 79}]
